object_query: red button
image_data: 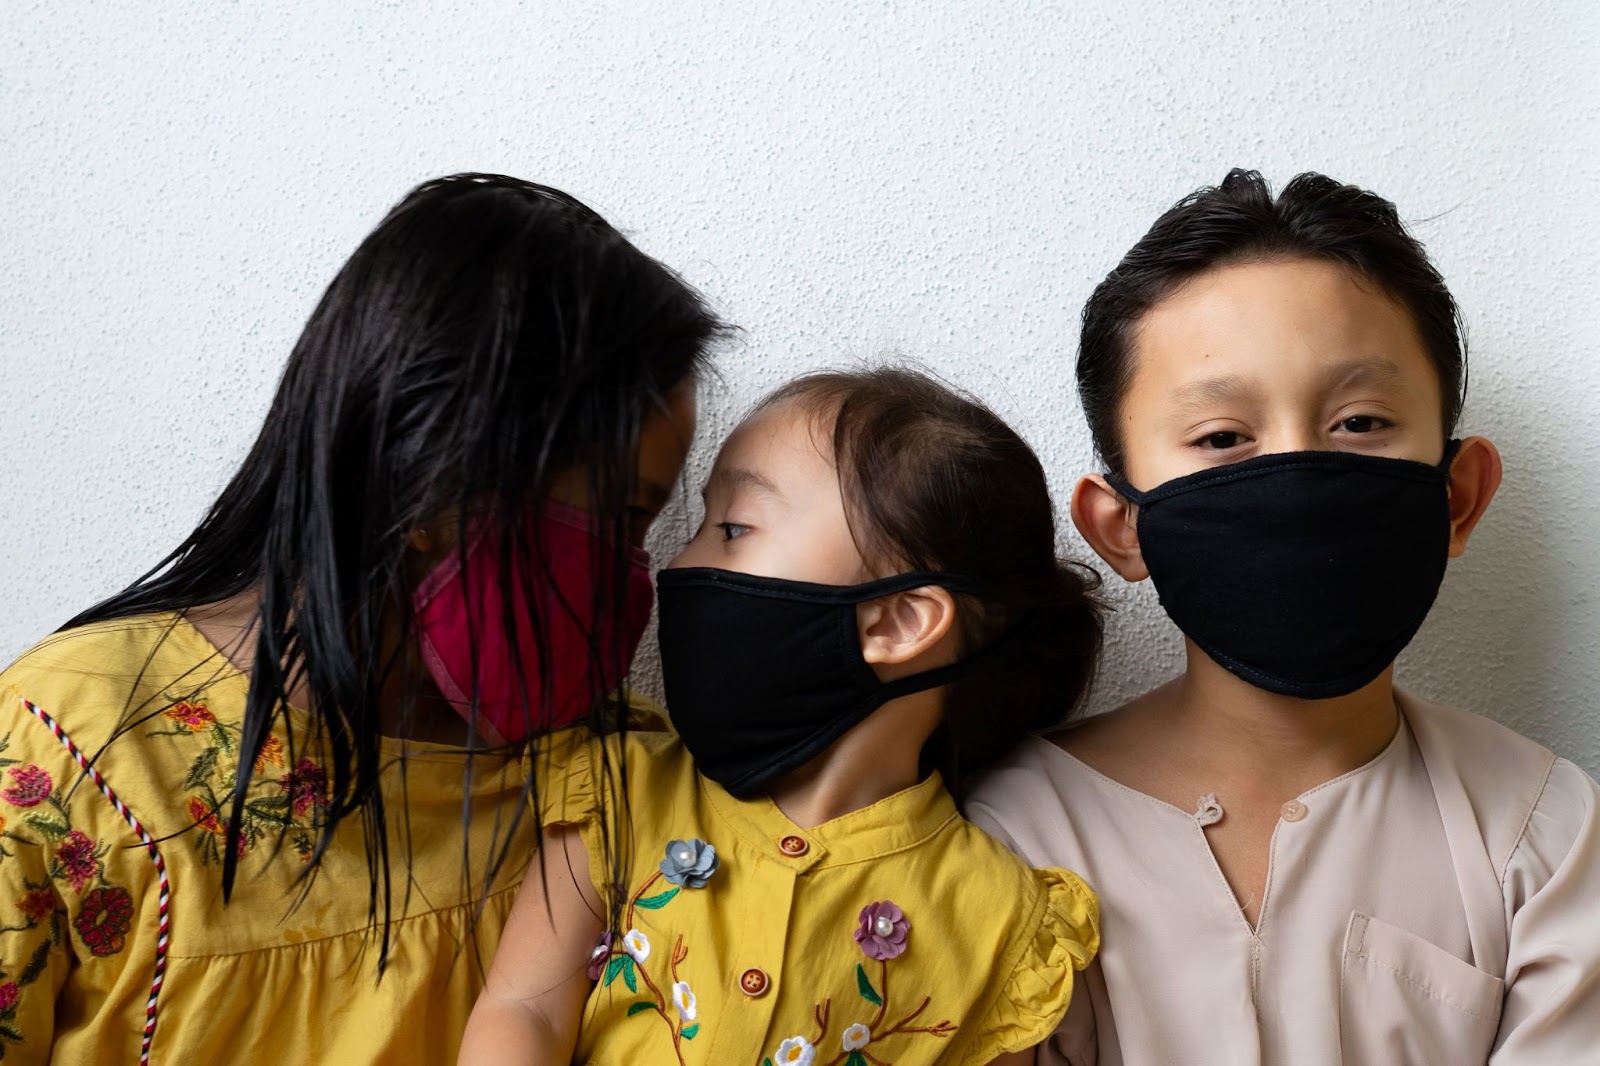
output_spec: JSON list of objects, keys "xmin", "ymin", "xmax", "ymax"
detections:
[
  {"xmin": 739, "ymin": 967, "xmax": 770, "ymax": 996},
  {"xmin": 778, "ymin": 835, "xmax": 809, "ymax": 857}
]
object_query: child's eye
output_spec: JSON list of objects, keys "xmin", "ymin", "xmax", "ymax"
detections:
[
  {"xmin": 1335, "ymin": 415, "xmax": 1392, "ymax": 434},
  {"xmin": 1197, "ymin": 431, "xmax": 1244, "ymax": 450},
  {"xmin": 717, "ymin": 522, "xmax": 751, "ymax": 542}
]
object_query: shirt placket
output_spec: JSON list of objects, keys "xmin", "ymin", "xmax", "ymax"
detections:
[{"xmin": 706, "ymin": 831, "xmax": 827, "ymax": 1063}]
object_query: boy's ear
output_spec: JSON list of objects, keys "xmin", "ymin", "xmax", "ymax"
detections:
[
  {"xmin": 1071, "ymin": 474, "xmax": 1149, "ymax": 582},
  {"xmin": 857, "ymin": 585, "xmax": 958, "ymax": 677},
  {"xmin": 1445, "ymin": 436, "xmax": 1502, "ymax": 558}
]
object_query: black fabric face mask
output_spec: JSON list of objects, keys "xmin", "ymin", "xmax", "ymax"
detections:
[
  {"xmin": 655, "ymin": 567, "xmax": 988, "ymax": 798},
  {"xmin": 1106, "ymin": 443, "xmax": 1460, "ymax": 700}
]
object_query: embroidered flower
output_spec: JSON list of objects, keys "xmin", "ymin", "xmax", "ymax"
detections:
[
  {"xmin": 854, "ymin": 900, "xmax": 910, "ymax": 961},
  {"xmin": 659, "ymin": 838, "xmax": 718, "ymax": 888},
  {"xmin": 671, "ymin": 980, "xmax": 697, "ymax": 1023},
  {"xmin": 254, "ymin": 734, "xmax": 286, "ymax": 770},
  {"xmin": 0, "ymin": 813, "xmax": 8, "ymax": 834},
  {"xmin": 55, "ymin": 831, "xmax": 99, "ymax": 892},
  {"xmin": 2, "ymin": 765, "xmax": 53, "ymax": 807},
  {"xmin": 280, "ymin": 758, "xmax": 330, "ymax": 817},
  {"xmin": 163, "ymin": 701, "xmax": 216, "ymax": 732},
  {"xmin": 73, "ymin": 885, "xmax": 134, "ymax": 956},
  {"xmin": 16, "ymin": 887, "xmax": 55, "ymax": 923},
  {"xmin": 773, "ymin": 1036, "xmax": 816, "ymax": 1065},
  {"xmin": 187, "ymin": 796, "xmax": 225, "ymax": 836},
  {"xmin": 586, "ymin": 931, "xmax": 615, "ymax": 981},
  {"xmin": 0, "ymin": 981, "xmax": 17, "ymax": 1013},
  {"xmin": 622, "ymin": 928, "xmax": 651, "ymax": 963},
  {"xmin": 842, "ymin": 1023, "xmax": 871, "ymax": 1051}
]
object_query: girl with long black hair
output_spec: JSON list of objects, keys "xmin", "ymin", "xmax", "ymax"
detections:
[{"xmin": 0, "ymin": 173, "xmax": 726, "ymax": 1063}]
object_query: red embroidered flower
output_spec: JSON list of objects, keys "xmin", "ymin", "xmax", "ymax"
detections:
[
  {"xmin": 16, "ymin": 887, "xmax": 55, "ymax": 923},
  {"xmin": 73, "ymin": 885, "xmax": 134, "ymax": 957},
  {"xmin": 0, "ymin": 981, "xmax": 17, "ymax": 1012},
  {"xmin": 254, "ymin": 734, "xmax": 286, "ymax": 770},
  {"xmin": 280, "ymin": 758, "xmax": 330, "ymax": 817},
  {"xmin": 55, "ymin": 831, "xmax": 100, "ymax": 892},
  {"xmin": 2, "ymin": 764, "xmax": 53, "ymax": 807},
  {"xmin": 187, "ymin": 795, "xmax": 225, "ymax": 836},
  {"xmin": 163, "ymin": 701, "xmax": 216, "ymax": 731}
]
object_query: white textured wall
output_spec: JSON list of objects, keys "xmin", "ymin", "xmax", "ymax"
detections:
[{"xmin": 3, "ymin": 1, "xmax": 1597, "ymax": 776}]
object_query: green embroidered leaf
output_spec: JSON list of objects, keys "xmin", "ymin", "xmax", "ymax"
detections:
[
  {"xmin": 625, "ymin": 1001, "xmax": 654, "ymax": 1017},
  {"xmin": 622, "ymin": 956, "xmax": 638, "ymax": 993},
  {"xmin": 246, "ymin": 802, "xmax": 290, "ymax": 829},
  {"xmin": 856, "ymin": 962, "xmax": 883, "ymax": 1006},
  {"xmin": 0, "ymin": 1021, "xmax": 23, "ymax": 1043},
  {"xmin": 17, "ymin": 938, "xmax": 51, "ymax": 985},
  {"xmin": 603, "ymin": 955, "xmax": 627, "ymax": 987},
  {"xmin": 184, "ymin": 747, "xmax": 220, "ymax": 790},
  {"xmin": 681, "ymin": 1023, "xmax": 700, "ymax": 1040},
  {"xmin": 634, "ymin": 887, "xmax": 680, "ymax": 910},
  {"xmin": 763, "ymin": 1059, "xmax": 774, "ymax": 1066},
  {"xmin": 23, "ymin": 811, "xmax": 70, "ymax": 842},
  {"xmin": 212, "ymin": 721, "xmax": 235, "ymax": 755},
  {"xmin": 845, "ymin": 1053, "xmax": 868, "ymax": 1066}
]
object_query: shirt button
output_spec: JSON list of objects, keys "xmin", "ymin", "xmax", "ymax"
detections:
[
  {"xmin": 739, "ymin": 967, "xmax": 771, "ymax": 997},
  {"xmin": 778, "ymin": 834, "xmax": 810, "ymax": 857},
  {"xmin": 1281, "ymin": 799, "xmax": 1308, "ymax": 823}
]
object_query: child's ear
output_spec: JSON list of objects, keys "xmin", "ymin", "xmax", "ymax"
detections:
[
  {"xmin": 1071, "ymin": 474, "xmax": 1149, "ymax": 582},
  {"xmin": 857, "ymin": 586, "xmax": 958, "ymax": 674},
  {"xmin": 1445, "ymin": 436, "xmax": 1502, "ymax": 558}
]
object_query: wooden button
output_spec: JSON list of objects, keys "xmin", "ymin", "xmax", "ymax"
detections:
[
  {"xmin": 739, "ymin": 967, "xmax": 770, "ymax": 996},
  {"xmin": 1281, "ymin": 799, "xmax": 1308, "ymax": 823},
  {"xmin": 778, "ymin": 834, "xmax": 810, "ymax": 857}
]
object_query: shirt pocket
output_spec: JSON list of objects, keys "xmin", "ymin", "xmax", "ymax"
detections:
[{"xmin": 1339, "ymin": 912, "xmax": 1503, "ymax": 1064}]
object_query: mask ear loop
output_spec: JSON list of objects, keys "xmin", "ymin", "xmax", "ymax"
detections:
[{"xmin": 869, "ymin": 609, "xmax": 1039, "ymax": 704}]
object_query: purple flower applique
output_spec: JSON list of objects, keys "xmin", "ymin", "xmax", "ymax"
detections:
[
  {"xmin": 586, "ymin": 930, "xmax": 615, "ymax": 981},
  {"xmin": 854, "ymin": 900, "xmax": 910, "ymax": 961}
]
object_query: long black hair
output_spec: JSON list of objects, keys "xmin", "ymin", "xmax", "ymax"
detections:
[{"xmin": 67, "ymin": 173, "xmax": 727, "ymax": 967}]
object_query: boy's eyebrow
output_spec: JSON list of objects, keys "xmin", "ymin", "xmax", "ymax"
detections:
[
  {"xmin": 702, "ymin": 466, "xmax": 783, "ymax": 500},
  {"xmin": 1322, "ymin": 356, "xmax": 1405, "ymax": 390},
  {"xmin": 1171, "ymin": 374, "xmax": 1259, "ymax": 411}
]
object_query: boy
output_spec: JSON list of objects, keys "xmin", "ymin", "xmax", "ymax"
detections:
[{"xmin": 969, "ymin": 170, "xmax": 1599, "ymax": 1064}]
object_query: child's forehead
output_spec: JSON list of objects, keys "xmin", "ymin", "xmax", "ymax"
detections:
[
  {"xmin": 1130, "ymin": 258, "xmax": 1437, "ymax": 400},
  {"xmin": 707, "ymin": 399, "xmax": 839, "ymax": 487}
]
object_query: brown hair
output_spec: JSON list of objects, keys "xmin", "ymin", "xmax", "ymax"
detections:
[{"xmin": 761, "ymin": 366, "xmax": 1103, "ymax": 797}]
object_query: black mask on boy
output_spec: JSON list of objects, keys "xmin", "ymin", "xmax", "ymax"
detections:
[
  {"xmin": 1106, "ymin": 443, "xmax": 1460, "ymax": 700},
  {"xmin": 656, "ymin": 567, "xmax": 989, "ymax": 798}
]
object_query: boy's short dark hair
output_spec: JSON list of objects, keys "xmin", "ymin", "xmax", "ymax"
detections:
[{"xmin": 1078, "ymin": 169, "xmax": 1467, "ymax": 477}]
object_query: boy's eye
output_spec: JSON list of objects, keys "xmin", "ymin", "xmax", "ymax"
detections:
[
  {"xmin": 717, "ymin": 522, "xmax": 750, "ymax": 542},
  {"xmin": 1198, "ymin": 431, "xmax": 1243, "ymax": 450},
  {"xmin": 1336, "ymin": 415, "xmax": 1391, "ymax": 434}
]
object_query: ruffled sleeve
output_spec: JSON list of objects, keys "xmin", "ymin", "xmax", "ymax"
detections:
[{"xmin": 963, "ymin": 866, "xmax": 1100, "ymax": 1063}]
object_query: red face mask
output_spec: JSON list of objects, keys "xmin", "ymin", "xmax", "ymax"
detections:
[{"xmin": 411, "ymin": 503, "xmax": 654, "ymax": 744}]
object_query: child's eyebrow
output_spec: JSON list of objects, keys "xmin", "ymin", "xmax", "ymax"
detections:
[
  {"xmin": 1171, "ymin": 374, "xmax": 1258, "ymax": 412},
  {"xmin": 1321, "ymin": 357, "xmax": 1404, "ymax": 390},
  {"xmin": 702, "ymin": 466, "xmax": 783, "ymax": 500}
]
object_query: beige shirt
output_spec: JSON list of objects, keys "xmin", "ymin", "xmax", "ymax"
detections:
[{"xmin": 967, "ymin": 695, "xmax": 1600, "ymax": 1065}]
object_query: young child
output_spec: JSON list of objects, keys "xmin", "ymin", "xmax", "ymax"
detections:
[
  {"xmin": 460, "ymin": 367, "xmax": 1103, "ymax": 1065},
  {"xmin": 968, "ymin": 170, "xmax": 1600, "ymax": 1064}
]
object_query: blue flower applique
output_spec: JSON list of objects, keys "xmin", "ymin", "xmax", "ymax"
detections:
[{"xmin": 659, "ymin": 838, "xmax": 718, "ymax": 888}]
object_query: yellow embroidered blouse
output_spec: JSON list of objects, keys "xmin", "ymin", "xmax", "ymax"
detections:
[
  {"xmin": 0, "ymin": 615, "xmax": 532, "ymax": 1064},
  {"xmin": 541, "ymin": 727, "xmax": 1099, "ymax": 1066}
]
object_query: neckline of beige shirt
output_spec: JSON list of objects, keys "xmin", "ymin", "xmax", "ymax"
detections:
[{"xmin": 966, "ymin": 693, "xmax": 1600, "ymax": 1066}]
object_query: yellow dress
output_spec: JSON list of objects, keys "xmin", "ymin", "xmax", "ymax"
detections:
[
  {"xmin": 0, "ymin": 614, "xmax": 532, "ymax": 1064},
  {"xmin": 541, "ymin": 727, "xmax": 1100, "ymax": 1066}
]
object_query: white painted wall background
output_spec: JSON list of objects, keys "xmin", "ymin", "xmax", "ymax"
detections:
[{"xmin": 2, "ymin": 1, "xmax": 1597, "ymax": 776}]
